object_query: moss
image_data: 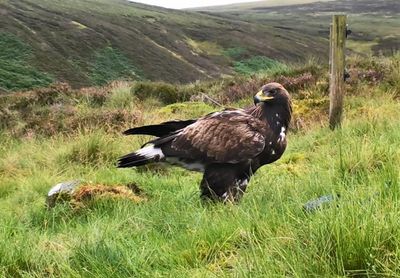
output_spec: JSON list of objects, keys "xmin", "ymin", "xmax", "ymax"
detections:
[{"xmin": 293, "ymin": 98, "xmax": 329, "ymax": 115}]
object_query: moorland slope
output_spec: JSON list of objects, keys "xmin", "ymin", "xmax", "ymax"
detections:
[{"xmin": 0, "ymin": 0, "xmax": 328, "ymax": 91}]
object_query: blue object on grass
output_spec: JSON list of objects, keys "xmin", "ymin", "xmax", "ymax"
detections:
[{"xmin": 303, "ymin": 194, "xmax": 339, "ymax": 213}]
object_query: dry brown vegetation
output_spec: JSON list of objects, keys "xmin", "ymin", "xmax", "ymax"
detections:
[{"xmin": 0, "ymin": 55, "xmax": 398, "ymax": 139}]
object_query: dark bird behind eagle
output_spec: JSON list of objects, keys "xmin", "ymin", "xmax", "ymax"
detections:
[{"xmin": 118, "ymin": 83, "xmax": 292, "ymax": 202}]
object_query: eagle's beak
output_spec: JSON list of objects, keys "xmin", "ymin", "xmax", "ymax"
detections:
[{"xmin": 254, "ymin": 90, "xmax": 274, "ymax": 105}]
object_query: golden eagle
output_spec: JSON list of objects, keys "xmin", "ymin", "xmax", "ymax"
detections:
[{"xmin": 118, "ymin": 83, "xmax": 292, "ymax": 202}]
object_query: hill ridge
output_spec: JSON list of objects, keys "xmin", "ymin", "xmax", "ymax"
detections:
[{"xmin": 0, "ymin": 0, "xmax": 328, "ymax": 91}]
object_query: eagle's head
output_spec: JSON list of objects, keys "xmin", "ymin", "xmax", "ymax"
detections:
[
  {"xmin": 253, "ymin": 82, "xmax": 292, "ymax": 129},
  {"xmin": 253, "ymin": 82, "xmax": 290, "ymax": 106}
]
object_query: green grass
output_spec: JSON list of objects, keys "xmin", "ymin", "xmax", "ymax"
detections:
[
  {"xmin": 104, "ymin": 83, "xmax": 135, "ymax": 109},
  {"xmin": 234, "ymin": 56, "xmax": 288, "ymax": 75},
  {"xmin": 223, "ymin": 47, "xmax": 247, "ymax": 60},
  {"xmin": 90, "ymin": 47, "xmax": 143, "ymax": 86},
  {"xmin": 0, "ymin": 33, "xmax": 53, "ymax": 92},
  {"xmin": 346, "ymin": 39, "xmax": 379, "ymax": 55},
  {"xmin": 1, "ymin": 55, "xmax": 399, "ymax": 276},
  {"xmin": 1, "ymin": 92, "xmax": 399, "ymax": 277}
]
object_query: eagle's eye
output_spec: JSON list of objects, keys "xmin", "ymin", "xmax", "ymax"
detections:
[{"xmin": 269, "ymin": 88, "xmax": 279, "ymax": 95}]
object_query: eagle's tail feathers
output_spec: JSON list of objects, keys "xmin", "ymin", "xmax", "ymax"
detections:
[
  {"xmin": 123, "ymin": 120, "xmax": 195, "ymax": 137},
  {"xmin": 123, "ymin": 125, "xmax": 163, "ymax": 136},
  {"xmin": 117, "ymin": 145, "xmax": 165, "ymax": 168},
  {"xmin": 117, "ymin": 155, "xmax": 150, "ymax": 168}
]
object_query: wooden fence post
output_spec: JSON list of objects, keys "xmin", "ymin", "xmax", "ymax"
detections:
[{"xmin": 329, "ymin": 15, "xmax": 347, "ymax": 130}]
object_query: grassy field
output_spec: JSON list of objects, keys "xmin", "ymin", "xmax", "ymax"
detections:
[{"xmin": 0, "ymin": 55, "xmax": 399, "ymax": 276}]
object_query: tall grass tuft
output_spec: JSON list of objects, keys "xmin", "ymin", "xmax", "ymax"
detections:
[
  {"xmin": 105, "ymin": 82, "xmax": 136, "ymax": 109},
  {"xmin": 132, "ymin": 81, "xmax": 191, "ymax": 104},
  {"xmin": 233, "ymin": 56, "xmax": 288, "ymax": 75},
  {"xmin": 58, "ymin": 132, "xmax": 120, "ymax": 167}
]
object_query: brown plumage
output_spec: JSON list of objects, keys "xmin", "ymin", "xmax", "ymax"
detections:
[{"xmin": 118, "ymin": 82, "xmax": 292, "ymax": 202}]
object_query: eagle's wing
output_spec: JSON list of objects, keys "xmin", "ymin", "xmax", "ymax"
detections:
[
  {"xmin": 166, "ymin": 110, "xmax": 267, "ymax": 163},
  {"xmin": 123, "ymin": 119, "xmax": 196, "ymax": 137}
]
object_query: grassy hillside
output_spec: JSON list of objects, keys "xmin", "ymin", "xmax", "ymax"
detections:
[
  {"xmin": 193, "ymin": 0, "xmax": 332, "ymax": 11},
  {"xmin": 196, "ymin": 0, "xmax": 400, "ymax": 56},
  {"xmin": 0, "ymin": 0, "xmax": 328, "ymax": 92},
  {"xmin": 0, "ymin": 54, "xmax": 399, "ymax": 276}
]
